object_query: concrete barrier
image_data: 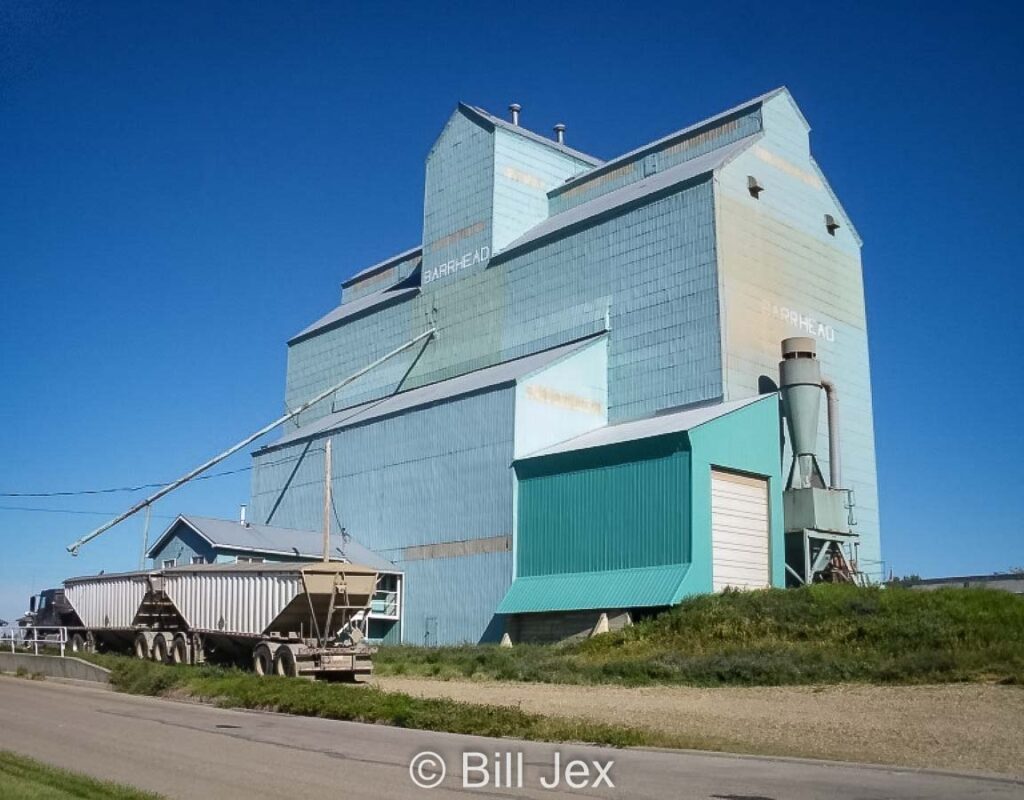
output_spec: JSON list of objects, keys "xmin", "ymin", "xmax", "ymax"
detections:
[{"xmin": 0, "ymin": 652, "xmax": 111, "ymax": 684}]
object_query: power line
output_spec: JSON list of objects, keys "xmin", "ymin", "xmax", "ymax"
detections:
[
  {"xmin": 0, "ymin": 505, "xmax": 178, "ymax": 520},
  {"xmin": 0, "ymin": 466, "xmax": 253, "ymax": 498},
  {"xmin": 1, "ymin": 449, "xmax": 326, "ymax": 500}
]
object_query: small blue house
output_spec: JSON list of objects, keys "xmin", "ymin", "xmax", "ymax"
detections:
[{"xmin": 146, "ymin": 515, "xmax": 403, "ymax": 642}]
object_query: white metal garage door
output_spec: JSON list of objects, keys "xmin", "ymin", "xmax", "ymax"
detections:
[{"xmin": 711, "ymin": 469, "xmax": 770, "ymax": 592}]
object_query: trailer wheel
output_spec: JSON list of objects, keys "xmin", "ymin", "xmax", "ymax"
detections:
[
  {"xmin": 170, "ymin": 634, "xmax": 189, "ymax": 665},
  {"xmin": 68, "ymin": 633, "xmax": 87, "ymax": 653},
  {"xmin": 133, "ymin": 633, "xmax": 151, "ymax": 660},
  {"xmin": 152, "ymin": 633, "xmax": 169, "ymax": 663},
  {"xmin": 274, "ymin": 646, "xmax": 298, "ymax": 678},
  {"xmin": 252, "ymin": 643, "xmax": 273, "ymax": 676}
]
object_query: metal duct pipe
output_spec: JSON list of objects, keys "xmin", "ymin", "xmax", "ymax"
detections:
[
  {"xmin": 553, "ymin": 123, "xmax": 566, "ymax": 144},
  {"xmin": 821, "ymin": 377, "xmax": 842, "ymax": 490},
  {"xmin": 509, "ymin": 103, "xmax": 521, "ymax": 125}
]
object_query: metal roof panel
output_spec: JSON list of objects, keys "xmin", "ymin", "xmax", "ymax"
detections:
[
  {"xmin": 500, "ymin": 134, "xmax": 759, "ymax": 255},
  {"xmin": 266, "ymin": 336, "xmax": 604, "ymax": 451},
  {"xmin": 496, "ymin": 564, "xmax": 690, "ymax": 613},
  {"xmin": 461, "ymin": 104, "xmax": 604, "ymax": 166},
  {"xmin": 289, "ymin": 286, "xmax": 420, "ymax": 344},
  {"xmin": 549, "ymin": 87, "xmax": 788, "ymax": 197},
  {"xmin": 520, "ymin": 395, "xmax": 771, "ymax": 459},
  {"xmin": 148, "ymin": 514, "xmax": 399, "ymax": 572},
  {"xmin": 342, "ymin": 245, "xmax": 423, "ymax": 288}
]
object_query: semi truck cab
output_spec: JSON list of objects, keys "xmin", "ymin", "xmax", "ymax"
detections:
[{"xmin": 21, "ymin": 588, "xmax": 79, "ymax": 629}]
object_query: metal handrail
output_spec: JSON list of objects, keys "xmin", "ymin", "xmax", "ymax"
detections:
[{"xmin": 1, "ymin": 626, "xmax": 69, "ymax": 657}]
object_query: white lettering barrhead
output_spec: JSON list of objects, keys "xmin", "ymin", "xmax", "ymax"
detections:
[
  {"xmin": 423, "ymin": 246, "xmax": 490, "ymax": 284},
  {"xmin": 762, "ymin": 299, "xmax": 837, "ymax": 342}
]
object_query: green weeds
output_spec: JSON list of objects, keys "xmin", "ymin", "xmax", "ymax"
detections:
[{"xmin": 375, "ymin": 585, "xmax": 1024, "ymax": 686}]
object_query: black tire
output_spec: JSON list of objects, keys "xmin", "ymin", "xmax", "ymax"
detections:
[
  {"xmin": 152, "ymin": 634, "xmax": 169, "ymax": 663},
  {"xmin": 133, "ymin": 633, "xmax": 150, "ymax": 660},
  {"xmin": 252, "ymin": 643, "xmax": 273, "ymax": 676},
  {"xmin": 171, "ymin": 635, "xmax": 189, "ymax": 665},
  {"xmin": 68, "ymin": 633, "xmax": 87, "ymax": 654},
  {"xmin": 274, "ymin": 646, "xmax": 298, "ymax": 678}
]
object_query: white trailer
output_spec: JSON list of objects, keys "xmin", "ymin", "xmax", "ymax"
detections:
[{"xmin": 61, "ymin": 562, "xmax": 379, "ymax": 679}]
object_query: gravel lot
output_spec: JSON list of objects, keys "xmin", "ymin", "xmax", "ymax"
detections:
[{"xmin": 374, "ymin": 677, "xmax": 1024, "ymax": 777}]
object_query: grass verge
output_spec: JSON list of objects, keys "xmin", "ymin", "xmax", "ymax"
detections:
[
  {"xmin": 83, "ymin": 653, "xmax": 689, "ymax": 749},
  {"xmin": 0, "ymin": 751, "xmax": 163, "ymax": 800},
  {"xmin": 375, "ymin": 584, "xmax": 1024, "ymax": 686}
]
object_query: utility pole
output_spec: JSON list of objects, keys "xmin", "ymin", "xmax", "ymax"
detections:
[{"xmin": 322, "ymin": 438, "xmax": 332, "ymax": 563}]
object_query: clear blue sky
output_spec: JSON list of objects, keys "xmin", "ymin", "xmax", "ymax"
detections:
[{"xmin": 1, "ymin": 2, "xmax": 1021, "ymax": 622}]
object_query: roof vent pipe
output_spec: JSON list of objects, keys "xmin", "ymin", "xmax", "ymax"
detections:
[
  {"xmin": 553, "ymin": 123, "xmax": 566, "ymax": 144},
  {"xmin": 239, "ymin": 504, "xmax": 247, "ymax": 527},
  {"xmin": 509, "ymin": 103, "xmax": 521, "ymax": 126}
]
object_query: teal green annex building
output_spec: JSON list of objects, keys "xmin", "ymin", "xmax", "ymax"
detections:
[{"xmin": 158, "ymin": 88, "xmax": 879, "ymax": 644}]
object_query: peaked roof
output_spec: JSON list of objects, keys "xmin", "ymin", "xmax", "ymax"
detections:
[
  {"xmin": 342, "ymin": 245, "xmax": 422, "ymax": 289},
  {"xmin": 147, "ymin": 514, "xmax": 399, "ymax": 572},
  {"xmin": 289, "ymin": 286, "xmax": 420, "ymax": 344},
  {"xmin": 264, "ymin": 336, "xmax": 604, "ymax": 452},
  {"xmin": 501, "ymin": 134, "xmax": 759, "ymax": 255},
  {"xmin": 459, "ymin": 103, "xmax": 604, "ymax": 166},
  {"xmin": 549, "ymin": 87, "xmax": 793, "ymax": 198},
  {"xmin": 520, "ymin": 395, "xmax": 771, "ymax": 459}
]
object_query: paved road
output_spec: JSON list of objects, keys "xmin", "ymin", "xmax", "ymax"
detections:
[{"xmin": 0, "ymin": 677, "xmax": 1020, "ymax": 800}]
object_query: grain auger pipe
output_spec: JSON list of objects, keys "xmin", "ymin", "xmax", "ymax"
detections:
[{"xmin": 66, "ymin": 328, "xmax": 437, "ymax": 555}]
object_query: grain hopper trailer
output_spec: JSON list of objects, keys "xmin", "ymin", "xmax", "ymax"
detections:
[{"xmin": 61, "ymin": 561, "xmax": 379, "ymax": 679}]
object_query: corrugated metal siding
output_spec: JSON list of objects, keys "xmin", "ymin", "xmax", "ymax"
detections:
[
  {"xmin": 548, "ymin": 105, "xmax": 762, "ymax": 215},
  {"xmin": 161, "ymin": 571, "xmax": 301, "ymax": 636},
  {"xmin": 251, "ymin": 387, "xmax": 516, "ymax": 552},
  {"xmin": 250, "ymin": 386, "xmax": 517, "ymax": 645},
  {"xmin": 492, "ymin": 128, "xmax": 593, "ymax": 253},
  {"xmin": 515, "ymin": 437, "xmax": 691, "ymax": 577},
  {"xmin": 282, "ymin": 177, "xmax": 721, "ymax": 428},
  {"xmin": 395, "ymin": 550, "xmax": 511, "ymax": 644},
  {"xmin": 714, "ymin": 91, "xmax": 880, "ymax": 579},
  {"xmin": 421, "ymin": 108, "xmax": 494, "ymax": 289},
  {"xmin": 64, "ymin": 575, "xmax": 150, "ymax": 629}
]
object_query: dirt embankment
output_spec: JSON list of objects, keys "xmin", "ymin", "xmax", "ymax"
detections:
[{"xmin": 374, "ymin": 677, "xmax": 1024, "ymax": 778}]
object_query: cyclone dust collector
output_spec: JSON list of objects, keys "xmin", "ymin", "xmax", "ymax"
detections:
[{"xmin": 778, "ymin": 337, "xmax": 862, "ymax": 585}]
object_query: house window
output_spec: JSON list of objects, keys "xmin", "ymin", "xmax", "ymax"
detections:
[
  {"xmin": 191, "ymin": 556, "xmax": 205, "ymax": 565},
  {"xmin": 162, "ymin": 559, "xmax": 176, "ymax": 568}
]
